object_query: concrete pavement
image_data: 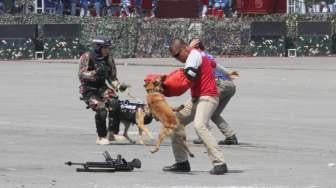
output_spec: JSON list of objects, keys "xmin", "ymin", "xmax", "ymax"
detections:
[{"xmin": 0, "ymin": 57, "xmax": 335, "ymax": 188}]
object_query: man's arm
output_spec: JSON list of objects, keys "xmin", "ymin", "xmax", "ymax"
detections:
[
  {"xmin": 216, "ymin": 64, "xmax": 239, "ymax": 79},
  {"xmin": 184, "ymin": 49, "xmax": 202, "ymax": 80},
  {"xmin": 78, "ymin": 53, "xmax": 96, "ymax": 81}
]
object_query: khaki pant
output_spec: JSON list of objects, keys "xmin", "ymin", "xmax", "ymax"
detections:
[
  {"xmin": 172, "ymin": 96, "xmax": 226, "ymax": 166},
  {"xmin": 211, "ymin": 80, "xmax": 236, "ymax": 138}
]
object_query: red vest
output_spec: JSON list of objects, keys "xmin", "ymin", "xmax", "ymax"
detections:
[
  {"xmin": 145, "ymin": 50, "xmax": 217, "ymax": 98},
  {"xmin": 190, "ymin": 51, "xmax": 218, "ymax": 97}
]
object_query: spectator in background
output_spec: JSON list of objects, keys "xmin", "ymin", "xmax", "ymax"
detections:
[
  {"xmin": 121, "ymin": 0, "xmax": 131, "ymax": 16},
  {"xmin": 298, "ymin": 0, "xmax": 306, "ymax": 14},
  {"xmin": 105, "ymin": 0, "xmax": 111, "ymax": 16},
  {"xmin": 326, "ymin": 0, "xmax": 334, "ymax": 12},
  {"xmin": 80, "ymin": 0, "xmax": 89, "ymax": 16},
  {"xmin": 321, "ymin": 1, "xmax": 329, "ymax": 12},
  {"xmin": 209, "ymin": 0, "xmax": 232, "ymax": 17},
  {"xmin": 212, "ymin": 0, "xmax": 231, "ymax": 11},
  {"xmin": 134, "ymin": 0, "xmax": 141, "ymax": 16},
  {"xmin": 151, "ymin": 0, "xmax": 157, "ymax": 17},
  {"xmin": 44, "ymin": 0, "xmax": 55, "ymax": 13},
  {"xmin": 0, "ymin": 0, "xmax": 4, "ymax": 15},
  {"xmin": 200, "ymin": 0, "xmax": 209, "ymax": 18},
  {"xmin": 56, "ymin": 0, "xmax": 64, "ymax": 14},
  {"xmin": 12, "ymin": 0, "xmax": 23, "ymax": 14},
  {"xmin": 312, "ymin": 1, "xmax": 320, "ymax": 12},
  {"xmin": 95, "ymin": 0, "xmax": 102, "ymax": 17},
  {"xmin": 140, "ymin": 0, "xmax": 154, "ymax": 17},
  {"xmin": 291, "ymin": 0, "xmax": 306, "ymax": 14},
  {"xmin": 105, "ymin": 0, "xmax": 121, "ymax": 16},
  {"xmin": 71, "ymin": 0, "xmax": 78, "ymax": 16}
]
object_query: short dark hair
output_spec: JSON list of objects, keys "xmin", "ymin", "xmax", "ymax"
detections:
[{"xmin": 169, "ymin": 38, "xmax": 187, "ymax": 56}]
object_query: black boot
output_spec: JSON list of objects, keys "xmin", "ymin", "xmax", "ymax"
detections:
[
  {"xmin": 162, "ymin": 161, "xmax": 191, "ymax": 172},
  {"xmin": 95, "ymin": 108, "xmax": 108, "ymax": 137},
  {"xmin": 106, "ymin": 98, "xmax": 121, "ymax": 134},
  {"xmin": 210, "ymin": 163, "xmax": 228, "ymax": 175},
  {"xmin": 192, "ymin": 138, "xmax": 203, "ymax": 144},
  {"xmin": 218, "ymin": 135, "xmax": 238, "ymax": 145}
]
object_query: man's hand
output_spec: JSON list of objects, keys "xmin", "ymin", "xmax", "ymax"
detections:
[
  {"xmin": 228, "ymin": 70, "xmax": 239, "ymax": 80},
  {"xmin": 189, "ymin": 38, "xmax": 200, "ymax": 48}
]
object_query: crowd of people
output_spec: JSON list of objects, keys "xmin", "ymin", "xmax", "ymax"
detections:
[
  {"xmin": 2, "ymin": 0, "xmax": 336, "ymax": 17},
  {"xmin": 291, "ymin": 0, "xmax": 336, "ymax": 14},
  {"xmin": 0, "ymin": 0, "xmax": 236, "ymax": 18},
  {"xmin": 39, "ymin": 0, "xmax": 159, "ymax": 17}
]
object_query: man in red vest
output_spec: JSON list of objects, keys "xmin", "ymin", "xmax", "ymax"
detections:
[
  {"xmin": 189, "ymin": 38, "xmax": 239, "ymax": 145},
  {"xmin": 162, "ymin": 38, "xmax": 228, "ymax": 175}
]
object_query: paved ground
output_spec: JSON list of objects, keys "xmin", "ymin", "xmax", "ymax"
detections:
[{"xmin": 0, "ymin": 57, "xmax": 335, "ymax": 188}]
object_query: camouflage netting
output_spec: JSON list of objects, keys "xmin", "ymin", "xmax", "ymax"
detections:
[
  {"xmin": 293, "ymin": 36, "xmax": 333, "ymax": 56},
  {"xmin": 43, "ymin": 37, "xmax": 85, "ymax": 59},
  {"xmin": 136, "ymin": 18, "xmax": 195, "ymax": 57},
  {"xmin": 202, "ymin": 18, "xmax": 242, "ymax": 56},
  {"xmin": 249, "ymin": 37, "xmax": 286, "ymax": 57},
  {"xmin": 0, "ymin": 38, "xmax": 35, "ymax": 60},
  {"xmin": 0, "ymin": 14, "xmax": 335, "ymax": 59}
]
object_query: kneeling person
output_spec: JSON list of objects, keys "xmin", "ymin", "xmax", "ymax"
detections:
[{"xmin": 78, "ymin": 36, "xmax": 128, "ymax": 145}]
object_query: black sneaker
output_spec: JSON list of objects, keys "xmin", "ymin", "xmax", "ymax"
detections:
[
  {"xmin": 162, "ymin": 161, "xmax": 191, "ymax": 172},
  {"xmin": 210, "ymin": 163, "xmax": 228, "ymax": 175},
  {"xmin": 218, "ymin": 135, "xmax": 238, "ymax": 145},
  {"xmin": 193, "ymin": 138, "xmax": 203, "ymax": 144}
]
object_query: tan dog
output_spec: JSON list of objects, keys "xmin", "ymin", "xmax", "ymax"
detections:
[{"xmin": 144, "ymin": 76, "xmax": 194, "ymax": 157}]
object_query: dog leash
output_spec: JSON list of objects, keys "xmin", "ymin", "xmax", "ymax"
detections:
[
  {"xmin": 105, "ymin": 79, "xmax": 145, "ymax": 104},
  {"xmin": 124, "ymin": 88, "xmax": 145, "ymax": 104}
]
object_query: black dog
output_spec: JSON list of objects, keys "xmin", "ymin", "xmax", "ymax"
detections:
[{"xmin": 107, "ymin": 100, "xmax": 153, "ymax": 144}]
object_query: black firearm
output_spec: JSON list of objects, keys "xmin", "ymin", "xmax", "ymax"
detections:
[{"xmin": 65, "ymin": 151, "xmax": 141, "ymax": 172}]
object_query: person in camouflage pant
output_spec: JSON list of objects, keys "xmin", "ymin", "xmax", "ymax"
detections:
[{"xmin": 78, "ymin": 36, "xmax": 128, "ymax": 145}]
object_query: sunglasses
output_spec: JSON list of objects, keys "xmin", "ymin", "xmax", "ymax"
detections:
[{"xmin": 174, "ymin": 52, "xmax": 180, "ymax": 58}]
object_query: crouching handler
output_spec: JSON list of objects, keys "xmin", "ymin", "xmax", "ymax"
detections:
[{"xmin": 78, "ymin": 36, "xmax": 129, "ymax": 145}]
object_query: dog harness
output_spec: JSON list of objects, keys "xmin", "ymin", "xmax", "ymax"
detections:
[{"xmin": 119, "ymin": 100, "xmax": 153, "ymax": 125}]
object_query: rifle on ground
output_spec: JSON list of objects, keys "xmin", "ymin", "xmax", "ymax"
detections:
[{"xmin": 65, "ymin": 151, "xmax": 141, "ymax": 172}]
